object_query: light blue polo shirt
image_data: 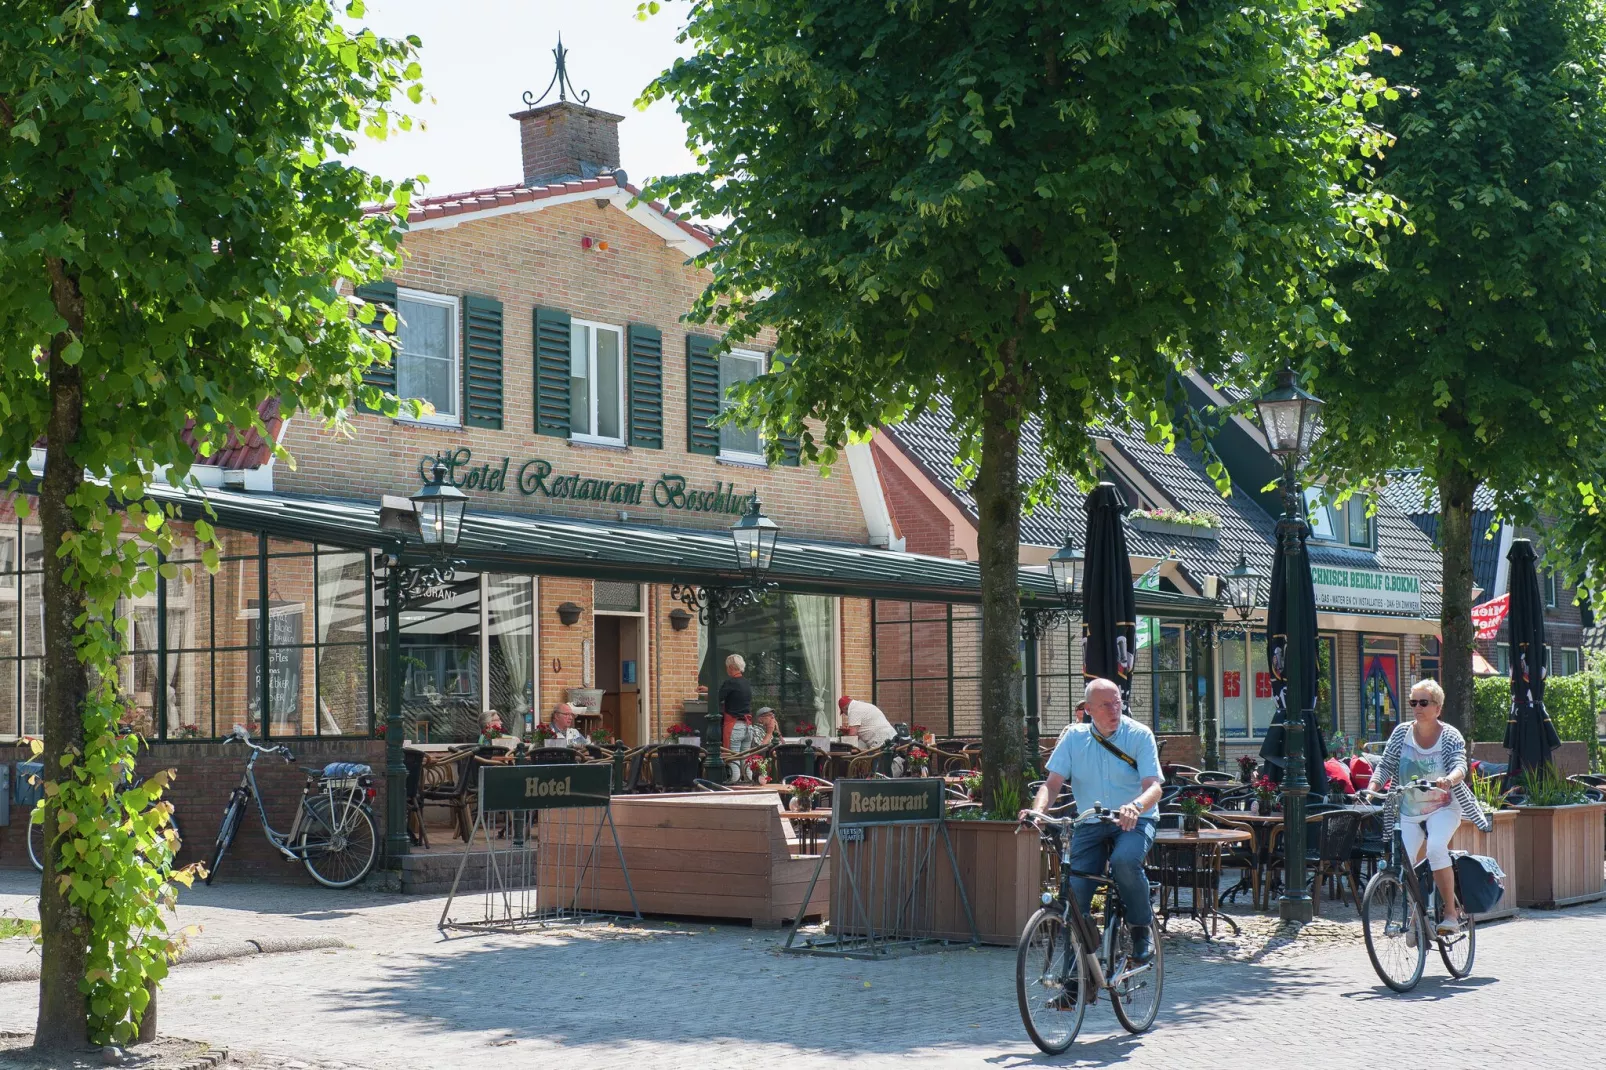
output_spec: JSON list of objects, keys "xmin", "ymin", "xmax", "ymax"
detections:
[{"xmin": 1046, "ymin": 716, "xmax": 1164, "ymax": 818}]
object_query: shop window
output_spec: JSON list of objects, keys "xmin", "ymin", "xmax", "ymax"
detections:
[
  {"xmin": 569, "ymin": 320, "xmax": 625, "ymax": 444},
  {"xmin": 1130, "ymin": 622, "xmax": 1188, "ymax": 734},
  {"xmin": 396, "ymin": 289, "xmax": 460, "ymax": 425},
  {"xmin": 700, "ymin": 594, "xmax": 836, "ymax": 735},
  {"xmin": 1420, "ymin": 635, "xmax": 1440, "ymax": 681},
  {"xmin": 1361, "ymin": 635, "xmax": 1401, "ymax": 740},
  {"xmin": 719, "ymin": 350, "xmax": 766, "ymax": 462},
  {"xmin": 1496, "ymin": 645, "xmax": 1511, "ymax": 675},
  {"xmin": 0, "ymin": 506, "xmax": 43, "ymax": 739}
]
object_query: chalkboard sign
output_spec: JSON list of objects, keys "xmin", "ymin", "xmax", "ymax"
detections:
[{"xmin": 247, "ymin": 608, "xmax": 304, "ymax": 729}]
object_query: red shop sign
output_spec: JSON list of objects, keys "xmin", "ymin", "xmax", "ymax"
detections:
[
  {"xmin": 1222, "ymin": 671, "xmax": 1241, "ymax": 698},
  {"xmin": 1254, "ymin": 672, "xmax": 1273, "ymax": 699}
]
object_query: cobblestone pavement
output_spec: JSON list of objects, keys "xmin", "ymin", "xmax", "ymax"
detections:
[{"xmin": 2, "ymin": 870, "xmax": 1602, "ymax": 1068}]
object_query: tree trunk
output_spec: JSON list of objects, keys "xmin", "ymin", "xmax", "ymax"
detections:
[
  {"xmin": 34, "ymin": 256, "xmax": 91, "ymax": 1051},
  {"xmin": 1438, "ymin": 459, "xmax": 1478, "ymax": 736},
  {"xmin": 975, "ymin": 368, "xmax": 1026, "ymax": 808}
]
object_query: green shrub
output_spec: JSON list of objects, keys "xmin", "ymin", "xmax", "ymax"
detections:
[
  {"xmin": 1516, "ymin": 763, "xmax": 1591, "ymax": 806},
  {"xmin": 1471, "ymin": 676, "xmax": 1509, "ymax": 743}
]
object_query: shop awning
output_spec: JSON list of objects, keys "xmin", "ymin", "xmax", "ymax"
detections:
[{"xmin": 143, "ymin": 484, "xmax": 1223, "ymax": 616}]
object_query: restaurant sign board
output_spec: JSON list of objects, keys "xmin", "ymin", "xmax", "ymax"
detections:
[
  {"xmin": 478, "ymin": 762, "xmax": 612, "ymax": 813},
  {"xmin": 420, "ymin": 448, "xmax": 758, "ymax": 518},
  {"xmin": 831, "ymin": 778, "xmax": 945, "ymax": 826},
  {"xmin": 1311, "ymin": 565, "xmax": 1422, "ymax": 617}
]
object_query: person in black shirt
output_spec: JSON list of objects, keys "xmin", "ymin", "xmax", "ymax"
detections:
[{"xmin": 718, "ymin": 654, "xmax": 754, "ymax": 772}]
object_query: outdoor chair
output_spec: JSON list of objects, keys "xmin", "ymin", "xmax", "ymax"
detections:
[
  {"xmin": 773, "ymin": 743, "xmax": 818, "ymax": 781},
  {"xmin": 1194, "ymin": 770, "xmax": 1238, "ymax": 785},
  {"xmin": 1351, "ymin": 810, "xmax": 1387, "ymax": 883},
  {"xmin": 1165, "ymin": 764, "xmax": 1202, "ymax": 785},
  {"xmin": 617, "ymin": 746, "xmax": 651, "ymax": 793},
  {"xmin": 724, "ymin": 738, "xmax": 778, "ymax": 782},
  {"xmin": 1211, "ymin": 813, "xmax": 1261, "ymax": 906},
  {"xmin": 418, "ymin": 746, "xmax": 477, "ymax": 843},
  {"xmin": 652, "ymin": 744, "xmax": 704, "ymax": 792},
  {"xmin": 1270, "ymin": 809, "xmax": 1365, "ymax": 915},
  {"xmin": 1214, "ymin": 790, "xmax": 1257, "ymax": 812},
  {"xmin": 524, "ymin": 746, "xmax": 580, "ymax": 765},
  {"xmin": 1177, "ymin": 783, "xmax": 1228, "ymax": 807},
  {"xmin": 402, "ymin": 747, "xmax": 429, "ymax": 849}
]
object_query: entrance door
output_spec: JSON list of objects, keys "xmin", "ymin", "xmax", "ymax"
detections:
[
  {"xmin": 1361, "ymin": 636, "xmax": 1400, "ymax": 742},
  {"xmin": 593, "ymin": 614, "xmax": 642, "ymax": 747}
]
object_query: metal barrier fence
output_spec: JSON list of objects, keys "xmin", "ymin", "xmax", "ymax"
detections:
[
  {"xmin": 784, "ymin": 778, "xmax": 977, "ymax": 958},
  {"xmin": 439, "ymin": 763, "xmax": 640, "ymax": 933}
]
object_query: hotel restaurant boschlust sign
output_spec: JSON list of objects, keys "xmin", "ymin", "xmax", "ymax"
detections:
[
  {"xmin": 1311, "ymin": 565, "xmax": 1422, "ymax": 616},
  {"xmin": 420, "ymin": 448, "xmax": 758, "ymax": 517}
]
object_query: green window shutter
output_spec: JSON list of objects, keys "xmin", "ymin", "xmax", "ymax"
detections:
[
  {"xmin": 686, "ymin": 333, "xmax": 721, "ymax": 455},
  {"xmin": 354, "ymin": 281, "xmax": 397, "ymax": 414},
  {"xmin": 533, "ymin": 306, "xmax": 571, "ymax": 437},
  {"xmin": 773, "ymin": 352, "xmax": 801, "ymax": 466},
  {"xmin": 627, "ymin": 323, "xmax": 664, "ymax": 450},
  {"xmin": 461, "ymin": 294, "xmax": 504, "ymax": 429}
]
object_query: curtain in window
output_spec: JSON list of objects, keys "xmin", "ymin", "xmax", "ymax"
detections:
[
  {"xmin": 488, "ymin": 574, "xmax": 534, "ymax": 737},
  {"xmin": 792, "ymin": 595, "xmax": 835, "ymax": 728},
  {"xmin": 315, "ymin": 552, "xmax": 349, "ymax": 734}
]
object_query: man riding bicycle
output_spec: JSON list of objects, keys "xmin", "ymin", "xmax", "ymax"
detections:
[{"xmin": 1021, "ymin": 678, "xmax": 1164, "ymax": 963}]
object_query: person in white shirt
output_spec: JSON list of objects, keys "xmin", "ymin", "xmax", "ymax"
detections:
[
  {"xmin": 838, "ymin": 696, "xmax": 896, "ymax": 749},
  {"xmin": 548, "ymin": 703, "xmax": 587, "ymax": 748}
]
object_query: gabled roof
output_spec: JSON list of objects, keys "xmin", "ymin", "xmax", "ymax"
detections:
[
  {"xmin": 367, "ymin": 176, "xmax": 715, "ymax": 259},
  {"xmin": 1378, "ymin": 468, "xmax": 1499, "ymax": 515},
  {"xmin": 882, "ymin": 400, "xmax": 1282, "ymax": 594}
]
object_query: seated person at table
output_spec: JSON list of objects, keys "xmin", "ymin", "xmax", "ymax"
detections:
[
  {"xmin": 548, "ymin": 703, "xmax": 586, "ymax": 748},
  {"xmin": 752, "ymin": 707, "xmax": 781, "ymax": 748},
  {"xmin": 477, "ymin": 714, "xmax": 504, "ymax": 748},
  {"xmin": 1020, "ymin": 678, "xmax": 1163, "ymax": 964},
  {"xmin": 839, "ymin": 695, "xmax": 903, "ymax": 775}
]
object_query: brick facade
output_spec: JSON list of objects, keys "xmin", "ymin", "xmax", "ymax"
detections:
[{"xmin": 514, "ymin": 101, "xmax": 624, "ymax": 184}]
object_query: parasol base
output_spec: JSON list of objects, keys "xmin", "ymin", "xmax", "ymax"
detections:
[{"xmin": 1278, "ymin": 892, "xmax": 1314, "ymax": 924}]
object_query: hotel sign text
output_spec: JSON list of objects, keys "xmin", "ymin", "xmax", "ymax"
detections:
[{"xmin": 420, "ymin": 448, "xmax": 758, "ymax": 517}]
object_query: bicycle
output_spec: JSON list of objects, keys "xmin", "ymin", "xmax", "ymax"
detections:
[
  {"xmin": 1358, "ymin": 781, "xmax": 1476, "ymax": 992},
  {"xmin": 206, "ymin": 724, "xmax": 379, "ymax": 889},
  {"xmin": 25, "ymin": 763, "xmax": 184, "ymax": 875},
  {"xmin": 1016, "ymin": 806, "xmax": 1165, "ymax": 1054}
]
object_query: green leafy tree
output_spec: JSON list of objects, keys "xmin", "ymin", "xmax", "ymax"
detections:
[
  {"xmin": 641, "ymin": 0, "xmax": 1395, "ymax": 800},
  {"xmin": 1305, "ymin": 0, "xmax": 1606, "ymax": 735},
  {"xmin": 0, "ymin": 1, "xmax": 418, "ymax": 1048}
]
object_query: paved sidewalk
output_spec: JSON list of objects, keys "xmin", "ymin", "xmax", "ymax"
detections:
[{"xmin": 2, "ymin": 870, "xmax": 1602, "ymax": 1068}]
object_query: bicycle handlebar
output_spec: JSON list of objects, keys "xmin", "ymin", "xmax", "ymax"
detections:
[
  {"xmin": 224, "ymin": 724, "xmax": 294, "ymax": 763},
  {"xmin": 1359, "ymin": 779, "xmax": 1438, "ymax": 802},
  {"xmin": 1019, "ymin": 805, "xmax": 1120, "ymax": 831}
]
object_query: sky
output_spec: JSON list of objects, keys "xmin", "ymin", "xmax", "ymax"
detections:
[{"xmin": 342, "ymin": 0, "xmax": 698, "ymax": 197}]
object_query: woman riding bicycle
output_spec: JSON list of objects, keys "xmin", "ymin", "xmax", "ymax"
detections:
[
  {"xmin": 1021, "ymin": 678, "xmax": 1164, "ymax": 963},
  {"xmin": 1363, "ymin": 678, "xmax": 1489, "ymax": 935}
]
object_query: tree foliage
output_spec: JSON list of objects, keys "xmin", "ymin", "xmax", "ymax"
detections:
[
  {"xmin": 642, "ymin": 0, "xmax": 1397, "ymax": 793},
  {"xmin": 0, "ymin": 0, "xmax": 418, "ymax": 1046}
]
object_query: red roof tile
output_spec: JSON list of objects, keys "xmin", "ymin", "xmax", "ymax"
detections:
[{"xmin": 180, "ymin": 398, "xmax": 284, "ymax": 470}]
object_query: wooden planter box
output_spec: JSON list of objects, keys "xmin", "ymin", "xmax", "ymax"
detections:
[
  {"xmin": 537, "ymin": 793, "xmax": 829, "ymax": 927},
  {"xmin": 1448, "ymin": 809, "xmax": 1518, "ymax": 921},
  {"xmin": 1511, "ymin": 802, "xmax": 1606, "ymax": 909},
  {"xmin": 936, "ymin": 819, "xmax": 1040, "ymax": 945}
]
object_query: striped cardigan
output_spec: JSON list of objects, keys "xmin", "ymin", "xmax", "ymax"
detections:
[{"xmin": 1366, "ymin": 721, "xmax": 1491, "ymax": 834}]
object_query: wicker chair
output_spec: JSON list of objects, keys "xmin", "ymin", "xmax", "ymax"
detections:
[
  {"xmin": 773, "ymin": 743, "xmax": 819, "ymax": 781},
  {"xmin": 651, "ymin": 744, "xmax": 704, "ymax": 792},
  {"xmin": 524, "ymin": 746, "xmax": 580, "ymax": 765},
  {"xmin": 402, "ymin": 748, "xmax": 429, "ymax": 848},
  {"xmin": 418, "ymin": 746, "xmax": 477, "ymax": 843},
  {"xmin": 1269, "ymin": 809, "xmax": 1365, "ymax": 915}
]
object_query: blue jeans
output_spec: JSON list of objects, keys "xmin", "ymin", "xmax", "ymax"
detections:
[{"xmin": 1068, "ymin": 818, "xmax": 1157, "ymax": 928}]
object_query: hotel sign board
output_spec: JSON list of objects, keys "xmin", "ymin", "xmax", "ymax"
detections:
[{"xmin": 1311, "ymin": 566, "xmax": 1422, "ymax": 617}]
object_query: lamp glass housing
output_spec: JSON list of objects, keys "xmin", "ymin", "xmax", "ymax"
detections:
[
  {"xmin": 730, "ymin": 497, "xmax": 780, "ymax": 584},
  {"xmin": 1223, "ymin": 551, "xmax": 1266, "ymax": 622},
  {"xmin": 410, "ymin": 461, "xmax": 469, "ymax": 553},
  {"xmin": 1254, "ymin": 367, "xmax": 1325, "ymax": 463},
  {"xmin": 1047, "ymin": 537, "xmax": 1084, "ymax": 599}
]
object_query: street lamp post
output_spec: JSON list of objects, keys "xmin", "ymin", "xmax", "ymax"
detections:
[
  {"xmin": 382, "ymin": 461, "xmax": 469, "ymax": 864},
  {"xmin": 1202, "ymin": 550, "xmax": 1266, "ymax": 770},
  {"xmin": 1254, "ymin": 367, "xmax": 1324, "ymax": 924},
  {"xmin": 669, "ymin": 497, "xmax": 781, "ymax": 782}
]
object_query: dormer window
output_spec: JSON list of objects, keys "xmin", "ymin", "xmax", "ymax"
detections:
[{"xmin": 1304, "ymin": 488, "xmax": 1373, "ymax": 549}]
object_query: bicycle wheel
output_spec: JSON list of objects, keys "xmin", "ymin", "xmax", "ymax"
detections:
[
  {"xmin": 301, "ymin": 801, "xmax": 378, "ymax": 889},
  {"xmin": 1016, "ymin": 907, "xmax": 1088, "ymax": 1054},
  {"xmin": 206, "ymin": 800, "xmax": 242, "ymax": 886},
  {"xmin": 1436, "ymin": 903, "xmax": 1477, "ymax": 979},
  {"xmin": 1361, "ymin": 870, "xmax": 1425, "ymax": 992},
  {"xmin": 26, "ymin": 816, "xmax": 45, "ymax": 874},
  {"xmin": 1110, "ymin": 922, "xmax": 1164, "ymax": 1034}
]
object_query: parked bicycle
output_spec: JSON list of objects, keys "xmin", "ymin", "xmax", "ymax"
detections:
[
  {"xmin": 1358, "ymin": 781, "xmax": 1476, "ymax": 991},
  {"xmin": 1015, "ymin": 806, "xmax": 1165, "ymax": 1054},
  {"xmin": 206, "ymin": 725, "xmax": 379, "ymax": 889}
]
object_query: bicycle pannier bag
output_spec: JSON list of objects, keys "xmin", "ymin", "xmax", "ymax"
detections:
[{"xmin": 1452, "ymin": 853, "xmax": 1505, "ymax": 915}]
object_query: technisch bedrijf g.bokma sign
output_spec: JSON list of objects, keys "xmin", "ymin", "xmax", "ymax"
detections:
[
  {"xmin": 1311, "ymin": 565, "xmax": 1422, "ymax": 616},
  {"xmin": 420, "ymin": 448, "xmax": 758, "ymax": 516}
]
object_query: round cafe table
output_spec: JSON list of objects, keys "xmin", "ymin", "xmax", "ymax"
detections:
[{"xmin": 1152, "ymin": 827, "xmax": 1251, "ymax": 940}]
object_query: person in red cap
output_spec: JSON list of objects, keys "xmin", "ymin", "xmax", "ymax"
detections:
[{"xmin": 838, "ymin": 694, "xmax": 896, "ymax": 749}]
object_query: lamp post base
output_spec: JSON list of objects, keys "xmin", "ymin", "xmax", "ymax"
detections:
[{"xmin": 1278, "ymin": 894, "xmax": 1314, "ymax": 923}]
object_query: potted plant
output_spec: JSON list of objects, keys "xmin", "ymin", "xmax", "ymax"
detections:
[
  {"xmin": 790, "ymin": 775, "xmax": 822, "ymax": 812},
  {"xmin": 1251, "ymin": 774, "xmax": 1278, "ymax": 816},
  {"xmin": 589, "ymin": 728, "xmax": 616, "ymax": 748},
  {"xmin": 1236, "ymin": 754, "xmax": 1258, "ymax": 783},
  {"xmin": 1176, "ymin": 794, "xmax": 1212, "ymax": 834},
  {"xmin": 176, "ymin": 723, "xmax": 202, "ymax": 740},
  {"xmin": 907, "ymin": 745, "xmax": 931, "ymax": 778},
  {"xmin": 793, "ymin": 721, "xmax": 816, "ymax": 739},
  {"xmin": 667, "ymin": 722, "xmax": 699, "ymax": 746},
  {"xmin": 746, "ymin": 754, "xmax": 774, "ymax": 785},
  {"xmin": 1507, "ymin": 763, "xmax": 1606, "ymax": 909},
  {"xmin": 530, "ymin": 723, "xmax": 555, "ymax": 747}
]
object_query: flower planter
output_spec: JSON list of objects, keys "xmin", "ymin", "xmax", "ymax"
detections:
[
  {"xmin": 1510, "ymin": 802, "xmax": 1606, "ymax": 909},
  {"xmin": 677, "ymin": 736, "xmax": 701, "ymax": 747},
  {"xmin": 1448, "ymin": 809, "xmax": 1519, "ymax": 921},
  {"xmin": 929, "ymin": 819, "xmax": 1041, "ymax": 945},
  {"xmin": 1128, "ymin": 515, "xmax": 1218, "ymax": 540}
]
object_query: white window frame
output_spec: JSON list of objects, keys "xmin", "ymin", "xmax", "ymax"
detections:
[
  {"xmin": 718, "ymin": 348, "xmax": 769, "ymax": 466},
  {"xmin": 394, "ymin": 288, "xmax": 461, "ymax": 427},
  {"xmin": 569, "ymin": 319, "xmax": 626, "ymax": 446}
]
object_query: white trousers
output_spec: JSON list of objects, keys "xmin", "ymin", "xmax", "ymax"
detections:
[{"xmin": 1399, "ymin": 806, "xmax": 1460, "ymax": 871}]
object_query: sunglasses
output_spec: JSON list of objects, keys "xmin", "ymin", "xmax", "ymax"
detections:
[{"xmin": 1407, "ymin": 699, "xmax": 1438, "ymax": 708}]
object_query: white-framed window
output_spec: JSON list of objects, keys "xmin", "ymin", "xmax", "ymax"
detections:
[
  {"xmin": 1304, "ymin": 488, "xmax": 1373, "ymax": 549},
  {"xmin": 569, "ymin": 320, "xmax": 625, "ymax": 444},
  {"xmin": 1544, "ymin": 572, "xmax": 1558, "ymax": 608},
  {"xmin": 1559, "ymin": 647, "xmax": 1581, "ymax": 676},
  {"xmin": 719, "ymin": 349, "xmax": 766, "ymax": 462},
  {"xmin": 395, "ymin": 289, "xmax": 460, "ymax": 425}
]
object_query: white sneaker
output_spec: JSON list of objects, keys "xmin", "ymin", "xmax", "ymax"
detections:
[{"xmin": 1436, "ymin": 915, "xmax": 1463, "ymax": 937}]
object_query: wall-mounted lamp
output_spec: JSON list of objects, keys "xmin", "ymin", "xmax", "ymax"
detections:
[
  {"xmin": 668, "ymin": 608, "xmax": 693, "ymax": 632},
  {"xmin": 556, "ymin": 601, "xmax": 583, "ymax": 627}
]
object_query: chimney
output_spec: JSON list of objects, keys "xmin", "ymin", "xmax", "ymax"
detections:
[
  {"xmin": 511, "ymin": 100, "xmax": 625, "ymax": 186},
  {"xmin": 512, "ymin": 38, "xmax": 624, "ymax": 187}
]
